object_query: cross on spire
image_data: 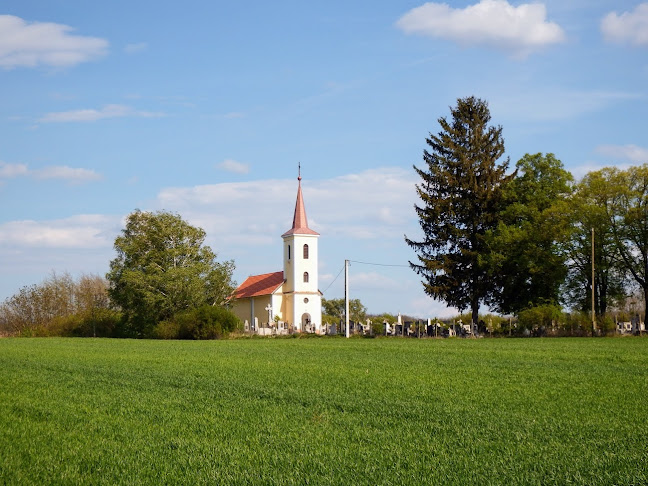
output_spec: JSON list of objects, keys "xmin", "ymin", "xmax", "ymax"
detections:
[{"xmin": 282, "ymin": 164, "xmax": 319, "ymax": 237}]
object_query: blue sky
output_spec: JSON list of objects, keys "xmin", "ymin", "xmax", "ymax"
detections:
[{"xmin": 1, "ymin": 0, "xmax": 647, "ymax": 317}]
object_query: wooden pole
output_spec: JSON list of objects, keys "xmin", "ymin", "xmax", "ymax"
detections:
[
  {"xmin": 592, "ymin": 227, "xmax": 596, "ymax": 336},
  {"xmin": 345, "ymin": 259, "xmax": 350, "ymax": 339}
]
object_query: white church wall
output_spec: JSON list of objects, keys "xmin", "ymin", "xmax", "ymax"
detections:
[{"xmin": 232, "ymin": 295, "xmax": 273, "ymax": 329}]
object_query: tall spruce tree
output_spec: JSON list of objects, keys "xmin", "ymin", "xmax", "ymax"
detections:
[{"xmin": 406, "ymin": 96, "xmax": 512, "ymax": 331}]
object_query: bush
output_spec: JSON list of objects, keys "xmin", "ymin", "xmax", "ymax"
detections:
[
  {"xmin": 15, "ymin": 310, "xmax": 122, "ymax": 338},
  {"xmin": 517, "ymin": 304, "xmax": 563, "ymax": 333},
  {"xmin": 481, "ymin": 314, "xmax": 510, "ymax": 336},
  {"xmin": 153, "ymin": 320, "xmax": 182, "ymax": 339},
  {"xmin": 158, "ymin": 306, "xmax": 241, "ymax": 340},
  {"xmin": 597, "ymin": 315, "xmax": 616, "ymax": 336},
  {"xmin": 561, "ymin": 312, "xmax": 592, "ymax": 336},
  {"xmin": 70, "ymin": 309, "xmax": 122, "ymax": 337},
  {"xmin": 370, "ymin": 321, "xmax": 385, "ymax": 336},
  {"xmin": 50, "ymin": 314, "xmax": 84, "ymax": 337}
]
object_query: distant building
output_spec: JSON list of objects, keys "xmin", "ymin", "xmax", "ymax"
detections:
[{"xmin": 231, "ymin": 174, "xmax": 323, "ymax": 333}]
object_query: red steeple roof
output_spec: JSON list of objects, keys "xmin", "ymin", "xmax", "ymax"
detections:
[{"xmin": 282, "ymin": 174, "xmax": 319, "ymax": 237}]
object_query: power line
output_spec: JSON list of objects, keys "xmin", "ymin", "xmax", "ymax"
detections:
[
  {"xmin": 349, "ymin": 260, "xmax": 410, "ymax": 268},
  {"xmin": 322, "ymin": 260, "xmax": 410, "ymax": 294},
  {"xmin": 322, "ymin": 263, "xmax": 345, "ymax": 293}
]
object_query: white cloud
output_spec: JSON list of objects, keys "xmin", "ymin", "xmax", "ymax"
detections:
[
  {"xmin": 156, "ymin": 168, "xmax": 417, "ymax": 245},
  {"xmin": 32, "ymin": 165, "xmax": 103, "ymax": 183},
  {"xmin": 595, "ymin": 144, "xmax": 648, "ymax": 163},
  {"xmin": 601, "ymin": 3, "xmax": 648, "ymax": 47},
  {"xmin": 217, "ymin": 159, "xmax": 250, "ymax": 174},
  {"xmin": 0, "ymin": 15, "xmax": 108, "ymax": 69},
  {"xmin": 407, "ymin": 295, "xmax": 459, "ymax": 319},
  {"xmin": 0, "ymin": 162, "xmax": 28, "ymax": 178},
  {"xmin": 39, "ymin": 104, "xmax": 165, "ymax": 123},
  {"xmin": 0, "ymin": 161, "xmax": 101, "ymax": 184},
  {"xmin": 396, "ymin": 0, "xmax": 566, "ymax": 58},
  {"xmin": 124, "ymin": 42, "xmax": 148, "ymax": 54},
  {"xmin": 0, "ymin": 215, "xmax": 118, "ymax": 248}
]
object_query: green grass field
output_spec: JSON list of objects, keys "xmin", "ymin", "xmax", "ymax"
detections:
[{"xmin": 1, "ymin": 337, "xmax": 647, "ymax": 485}]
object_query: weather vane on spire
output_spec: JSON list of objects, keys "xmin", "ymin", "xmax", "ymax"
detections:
[{"xmin": 298, "ymin": 162, "xmax": 301, "ymax": 181}]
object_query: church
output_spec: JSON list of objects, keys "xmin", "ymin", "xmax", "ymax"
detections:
[{"xmin": 231, "ymin": 173, "xmax": 323, "ymax": 334}]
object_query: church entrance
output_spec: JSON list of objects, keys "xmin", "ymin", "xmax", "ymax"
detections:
[{"xmin": 301, "ymin": 313, "xmax": 311, "ymax": 333}]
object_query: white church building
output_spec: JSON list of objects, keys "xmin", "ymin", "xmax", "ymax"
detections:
[{"xmin": 231, "ymin": 174, "xmax": 323, "ymax": 333}]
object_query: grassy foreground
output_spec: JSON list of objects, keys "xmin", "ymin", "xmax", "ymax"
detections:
[{"xmin": 1, "ymin": 337, "xmax": 647, "ymax": 485}]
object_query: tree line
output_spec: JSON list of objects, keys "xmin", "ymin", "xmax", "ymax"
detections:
[
  {"xmin": 0, "ymin": 210, "xmax": 238, "ymax": 338},
  {"xmin": 0, "ymin": 272, "xmax": 119, "ymax": 337},
  {"xmin": 407, "ymin": 96, "xmax": 648, "ymax": 333}
]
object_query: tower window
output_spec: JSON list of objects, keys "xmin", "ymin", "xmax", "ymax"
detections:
[
  {"xmin": 303, "ymin": 272, "xmax": 309, "ymax": 283},
  {"xmin": 288, "ymin": 245, "xmax": 291, "ymax": 260},
  {"xmin": 303, "ymin": 244, "xmax": 309, "ymax": 259}
]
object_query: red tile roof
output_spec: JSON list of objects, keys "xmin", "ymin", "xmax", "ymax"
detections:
[
  {"xmin": 234, "ymin": 271, "xmax": 284, "ymax": 299},
  {"xmin": 282, "ymin": 179, "xmax": 319, "ymax": 237}
]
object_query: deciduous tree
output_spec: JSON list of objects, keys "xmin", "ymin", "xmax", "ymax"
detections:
[
  {"xmin": 564, "ymin": 170, "xmax": 626, "ymax": 316},
  {"xmin": 487, "ymin": 153, "xmax": 573, "ymax": 314},
  {"xmin": 606, "ymin": 164, "xmax": 648, "ymax": 315},
  {"xmin": 107, "ymin": 210, "xmax": 235, "ymax": 336},
  {"xmin": 322, "ymin": 297, "xmax": 367, "ymax": 324}
]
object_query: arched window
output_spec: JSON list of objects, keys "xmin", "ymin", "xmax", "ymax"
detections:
[
  {"xmin": 288, "ymin": 245, "xmax": 291, "ymax": 260},
  {"xmin": 303, "ymin": 272, "xmax": 309, "ymax": 283},
  {"xmin": 303, "ymin": 244, "xmax": 309, "ymax": 259}
]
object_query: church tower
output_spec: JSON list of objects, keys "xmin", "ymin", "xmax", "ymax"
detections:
[{"xmin": 281, "ymin": 171, "xmax": 322, "ymax": 333}]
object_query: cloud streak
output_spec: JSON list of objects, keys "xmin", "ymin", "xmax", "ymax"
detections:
[
  {"xmin": 39, "ymin": 104, "xmax": 165, "ymax": 123},
  {"xmin": 33, "ymin": 166, "xmax": 103, "ymax": 182},
  {"xmin": 217, "ymin": 159, "xmax": 250, "ymax": 174},
  {"xmin": 124, "ymin": 42, "xmax": 148, "ymax": 54},
  {"xmin": 0, "ymin": 15, "xmax": 108, "ymax": 69},
  {"xmin": 489, "ymin": 89, "xmax": 642, "ymax": 122},
  {"xmin": 0, "ymin": 162, "xmax": 29, "ymax": 178},
  {"xmin": 396, "ymin": 0, "xmax": 566, "ymax": 58},
  {"xmin": 0, "ymin": 161, "xmax": 102, "ymax": 184},
  {"xmin": 0, "ymin": 215, "xmax": 118, "ymax": 249}
]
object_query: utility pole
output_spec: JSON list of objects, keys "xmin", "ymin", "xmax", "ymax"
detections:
[
  {"xmin": 591, "ymin": 227, "xmax": 596, "ymax": 336},
  {"xmin": 345, "ymin": 259, "xmax": 350, "ymax": 339}
]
